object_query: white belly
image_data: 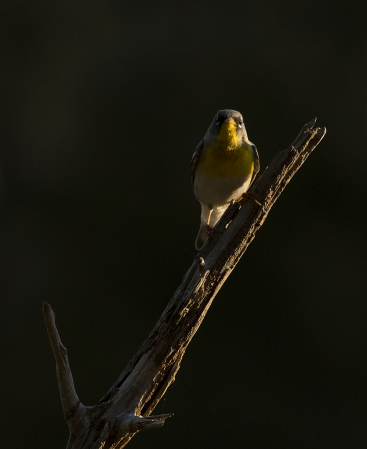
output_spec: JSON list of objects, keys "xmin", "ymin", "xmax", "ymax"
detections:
[{"xmin": 194, "ymin": 171, "xmax": 251, "ymax": 208}]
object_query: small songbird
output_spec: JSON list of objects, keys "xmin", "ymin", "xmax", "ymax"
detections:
[{"xmin": 191, "ymin": 109, "xmax": 260, "ymax": 250}]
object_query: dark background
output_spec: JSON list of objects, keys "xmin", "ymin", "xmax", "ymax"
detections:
[{"xmin": 1, "ymin": 1, "xmax": 367, "ymax": 448}]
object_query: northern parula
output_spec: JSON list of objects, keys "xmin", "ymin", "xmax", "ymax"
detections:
[{"xmin": 191, "ymin": 109, "xmax": 260, "ymax": 249}]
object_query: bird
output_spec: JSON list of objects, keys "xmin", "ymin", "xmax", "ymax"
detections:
[{"xmin": 191, "ymin": 109, "xmax": 260, "ymax": 250}]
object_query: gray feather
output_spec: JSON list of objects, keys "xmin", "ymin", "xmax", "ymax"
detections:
[
  {"xmin": 191, "ymin": 139, "xmax": 204, "ymax": 188},
  {"xmin": 250, "ymin": 144, "xmax": 260, "ymax": 186}
]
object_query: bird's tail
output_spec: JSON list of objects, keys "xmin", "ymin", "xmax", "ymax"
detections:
[{"xmin": 195, "ymin": 222, "xmax": 208, "ymax": 250}]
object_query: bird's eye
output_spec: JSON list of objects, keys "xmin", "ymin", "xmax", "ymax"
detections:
[
  {"xmin": 238, "ymin": 119, "xmax": 243, "ymax": 128},
  {"xmin": 215, "ymin": 115, "xmax": 219, "ymax": 125}
]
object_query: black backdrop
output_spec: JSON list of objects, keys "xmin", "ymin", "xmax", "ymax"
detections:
[{"xmin": 2, "ymin": 1, "xmax": 367, "ymax": 448}]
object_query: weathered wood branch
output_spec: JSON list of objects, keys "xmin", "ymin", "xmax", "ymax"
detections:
[{"xmin": 44, "ymin": 119, "xmax": 326, "ymax": 448}]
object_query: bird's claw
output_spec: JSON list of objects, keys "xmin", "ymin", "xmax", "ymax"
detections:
[
  {"xmin": 206, "ymin": 224, "xmax": 213, "ymax": 236},
  {"xmin": 206, "ymin": 224, "xmax": 220, "ymax": 239},
  {"xmin": 236, "ymin": 191, "xmax": 262, "ymax": 206}
]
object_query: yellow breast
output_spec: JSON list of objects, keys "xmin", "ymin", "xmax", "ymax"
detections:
[{"xmin": 199, "ymin": 142, "xmax": 254, "ymax": 178}]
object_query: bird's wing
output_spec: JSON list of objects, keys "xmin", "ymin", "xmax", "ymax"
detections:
[
  {"xmin": 250, "ymin": 144, "xmax": 260, "ymax": 186},
  {"xmin": 191, "ymin": 139, "xmax": 204, "ymax": 188}
]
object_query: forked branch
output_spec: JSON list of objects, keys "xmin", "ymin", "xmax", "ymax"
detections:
[{"xmin": 44, "ymin": 119, "xmax": 326, "ymax": 448}]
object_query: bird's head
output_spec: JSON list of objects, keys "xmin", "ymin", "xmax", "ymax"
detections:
[{"xmin": 205, "ymin": 109, "xmax": 248, "ymax": 148}]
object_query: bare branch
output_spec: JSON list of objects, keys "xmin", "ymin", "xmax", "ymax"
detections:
[
  {"xmin": 118, "ymin": 413, "xmax": 174, "ymax": 433},
  {"xmin": 44, "ymin": 119, "xmax": 326, "ymax": 448},
  {"xmin": 43, "ymin": 302, "xmax": 83, "ymax": 421}
]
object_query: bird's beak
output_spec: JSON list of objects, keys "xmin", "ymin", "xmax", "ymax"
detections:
[{"xmin": 224, "ymin": 118, "xmax": 236, "ymax": 125}]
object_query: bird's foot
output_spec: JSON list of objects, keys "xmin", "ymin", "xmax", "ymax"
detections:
[
  {"xmin": 206, "ymin": 224, "xmax": 214, "ymax": 236},
  {"xmin": 235, "ymin": 191, "xmax": 262, "ymax": 206},
  {"xmin": 206, "ymin": 224, "xmax": 220, "ymax": 239}
]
